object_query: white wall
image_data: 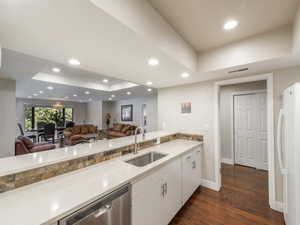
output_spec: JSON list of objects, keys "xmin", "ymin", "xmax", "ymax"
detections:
[
  {"xmin": 86, "ymin": 101, "xmax": 102, "ymax": 129},
  {"xmin": 16, "ymin": 98, "xmax": 87, "ymax": 134},
  {"xmin": 158, "ymin": 81, "xmax": 215, "ymax": 181},
  {"xmin": 0, "ymin": 79, "xmax": 16, "ymax": 157},
  {"xmin": 198, "ymin": 26, "xmax": 293, "ymax": 72},
  {"xmin": 90, "ymin": 0, "xmax": 197, "ymax": 71},
  {"xmin": 157, "ymin": 65, "xmax": 300, "ymax": 202},
  {"xmin": 220, "ymin": 81, "xmax": 267, "ymax": 162},
  {"xmin": 106, "ymin": 94, "xmax": 158, "ymax": 132},
  {"xmin": 293, "ymin": 4, "xmax": 300, "ymax": 54}
]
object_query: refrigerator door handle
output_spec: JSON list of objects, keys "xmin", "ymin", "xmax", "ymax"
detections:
[{"xmin": 277, "ymin": 109, "xmax": 287, "ymax": 175}]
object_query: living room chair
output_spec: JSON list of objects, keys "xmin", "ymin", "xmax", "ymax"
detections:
[
  {"xmin": 15, "ymin": 136, "xmax": 56, "ymax": 156},
  {"xmin": 17, "ymin": 123, "xmax": 37, "ymax": 142},
  {"xmin": 43, "ymin": 123, "xmax": 56, "ymax": 144}
]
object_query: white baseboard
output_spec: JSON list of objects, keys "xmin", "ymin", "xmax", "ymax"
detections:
[
  {"xmin": 201, "ymin": 179, "xmax": 220, "ymax": 191},
  {"xmin": 221, "ymin": 158, "xmax": 234, "ymax": 165},
  {"xmin": 270, "ymin": 201, "xmax": 283, "ymax": 212}
]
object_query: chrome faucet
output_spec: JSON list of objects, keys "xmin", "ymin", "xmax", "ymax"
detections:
[{"xmin": 134, "ymin": 127, "xmax": 144, "ymax": 154}]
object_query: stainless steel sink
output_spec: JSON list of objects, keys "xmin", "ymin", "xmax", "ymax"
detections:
[{"xmin": 125, "ymin": 152, "xmax": 167, "ymax": 167}]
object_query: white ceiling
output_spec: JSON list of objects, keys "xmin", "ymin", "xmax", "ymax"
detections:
[
  {"xmin": 0, "ymin": 0, "xmax": 191, "ymax": 88},
  {"xmin": 0, "ymin": 49, "xmax": 156, "ymax": 102},
  {"xmin": 148, "ymin": 0, "xmax": 300, "ymax": 51},
  {"xmin": 0, "ymin": 0, "xmax": 300, "ymax": 90}
]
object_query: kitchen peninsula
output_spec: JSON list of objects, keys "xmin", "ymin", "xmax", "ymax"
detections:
[{"xmin": 0, "ymin": 130, "xmax": 203, "ymax": 225}]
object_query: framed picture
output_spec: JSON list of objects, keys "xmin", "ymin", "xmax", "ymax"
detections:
[
  {"xmin": 181, "ymin": 102, "xmax": 191, "ymax": 114},
  {"xmin": 121, "ymin": 104, "xmax": 133, "ymax": 121}
]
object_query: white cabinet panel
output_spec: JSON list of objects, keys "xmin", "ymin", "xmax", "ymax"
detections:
[
  {"xmin": 132, "ymin": 146, "xmax": 202, "ymax": 225},
  {"xmin": 161, "ymin": 158, "xmax": 182, "ymax": 225},
  {"xmin": 132, "ymin": 158, "xmax": 181, "ymax": 225},
  {"xmin": 194, "ymin": 146, "xmax": 202, "ymax": 186},
  {"xmin": 132, "ymin": 167, "xmax": 164, "ymax": 225}
]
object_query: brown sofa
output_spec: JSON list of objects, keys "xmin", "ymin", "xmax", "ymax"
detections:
[
  {"xmin": 107, "ymin": 123, "xmax": 138, "ymax": 138},
  {"xmin": 64, "ymin": 125, "xmax": 98, "ymax": 145},
  {"xmin": 15, "ymin": 136, "xmax": 56, "ymax": 156}
]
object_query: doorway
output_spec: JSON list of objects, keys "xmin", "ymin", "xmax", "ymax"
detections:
[
  {"xmin": 233, "ymin": 91, "xmax": 268, "ymax": 170},
  {"xmin": 141, "ymin": 103, "xmax": 147, "ymax": 131},
  {"xmin": 214, "ymin": 73, "xmax": 278, "ymax": 211}
]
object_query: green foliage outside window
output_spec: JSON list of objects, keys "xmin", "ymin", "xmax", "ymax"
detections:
[
  {"xmin": 24, "ymin": 106, "xmax": 73, "ymax": 131},
  {"xmin": 24, "ymin": 107, "xmax": 33, "ymax": 131},
  {"xmin": 35, "ymin": 107, "xmax": 64, "ymax": 125}
]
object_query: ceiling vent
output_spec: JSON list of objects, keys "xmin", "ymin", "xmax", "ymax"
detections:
[{"xmin": 228, "ymin": 68, "xmax": 249, "ymax": 74}]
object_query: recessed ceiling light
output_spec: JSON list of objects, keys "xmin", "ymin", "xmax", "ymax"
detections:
[
  {"xmin": 103, "ymin": 79, "xmax": 109, "ymax": 83},
  {"xmin": 181, "ymin": 72, "xmax": 190, "ymax": 78},
  {"xmin": 52, "ymin": 67, "xmax": 61, "ymax": 73},
  {"xmin": 148, "ymin": 58, "xmax": 159, "ymax": 66},
  {"xmin": 146, "ymin": 81, "xmax": 153, "ymax": 86},
  {"xmin": 47, "ymin": 86, "xmax": 54, "ymax": 90},
  {"xmin": 73, "ymin": 94, "xmax": 77, "ymax": 97},
  {"xmin": 127, "ymin": 91, "xmax": 131, "ymax": 95},
  {"xmin": 85, "ymin": 91, "xmax": 90, "ymax": 95},
  {"xmin": 147, "ymin": 88, "xmax": 152, "ymax": 92},
  {"xmin": 39, "ymin": 90, "xmax": 44, "ymax": 94},
  {"xmin": 68, "ymin": 58, "xmax": 81, "ymax": 66},
  {"xmin": 33, "ymin": 93, "xmax": 38, "ymax": 96},
  {"xmin": 111, "ymin": 94, "xmax": 115, "ymax": 98},
  {"xmin": 223, "ymin": 20, "xmax": 239, "ymax": 30}
]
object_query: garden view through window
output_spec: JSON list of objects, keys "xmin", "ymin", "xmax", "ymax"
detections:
[{"xmin": 24, "ymin": 106, "xmax": 73, "ymax": 131}]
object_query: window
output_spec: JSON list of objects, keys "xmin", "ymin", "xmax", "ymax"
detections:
[{"xmin": 24, "ymin": 106, "xmax": 73, "ymax": 131}]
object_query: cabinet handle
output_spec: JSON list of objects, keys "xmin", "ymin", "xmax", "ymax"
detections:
[
  {"xmin": 161, "ymin": 184, "xmax": 165, "ymax": 197},
  {"xmin": 186, "ymin": 156, "xmax": 191, "ymax": 160},
  {"xmin": 165, "ymin": 183, "xmax": 168, "ymax": 196},
  {"xmin": 192, "ymin": 161, "xmax": 196, "ymax": 169}
]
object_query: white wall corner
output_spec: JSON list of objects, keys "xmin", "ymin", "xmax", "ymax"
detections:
[
  {"xmin": 201, "ymin": 179, "xmax": 220, "ymax": 192},
  {"xmin": 221, "ymin": 158, "xmax": 234, "ymax": 165},
  {"xmin": 0, "ymin": 45, "xmax": 2, "ymax": 68},
  {"xmin": 270, "ymin": 201, "xmax": 283, "ymax": 213}
]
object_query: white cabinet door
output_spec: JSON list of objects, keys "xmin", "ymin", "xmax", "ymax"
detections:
[
  {"xmin": 132, "ymin": 167, "xmax": 165, "ymax": 225},
  {"xmin": 161, "ymin": 158, "xmax": 182, "ymax": 225},
  {"xmin": 193, "ymin": 146, "xmax": 202, "ymax": 186},
  {"xmin": 182, "ymin": 151, "xmax": 195, "ymax": 204}
]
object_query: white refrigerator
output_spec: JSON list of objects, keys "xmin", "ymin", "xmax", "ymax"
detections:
[{"xmin": 277, "ymin": 83, "xmax": 300, "ymax": 225}]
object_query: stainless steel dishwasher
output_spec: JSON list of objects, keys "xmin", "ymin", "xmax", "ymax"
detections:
[{"xmin": 59, "ymin": 184, "xmax": 131, "ymax": 225}]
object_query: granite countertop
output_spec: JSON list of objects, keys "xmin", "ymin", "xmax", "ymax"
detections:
[
  {"xmin": 0, "ymin": 139, "xmax": 202, "ymax": 225},
  {"xmin": 0, "ymin": 130, "xmax": 178, "ymax": 177}
]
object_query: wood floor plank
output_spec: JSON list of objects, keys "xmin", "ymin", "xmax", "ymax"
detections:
[{"xmin": 169, "ymin": 164, "xmax": 284, "ymax": 225}]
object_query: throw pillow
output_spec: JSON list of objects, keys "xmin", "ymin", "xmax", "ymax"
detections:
[
  {"xmin": 121, "ymin": 125, "xmax": 131, "ymax": 133},
  {"xmin": 89, "ymin": 126, "xmax": 97, "ymax": 133},
  {"xmin": 72, "ymin": 126, "xmax": 81, "ymax": 135},
  {"xmin": 81, "ymin": 126, "xmax": 89, "ymax": 135},
  {"xmin": 112, "ymin": 124, "xmax": 123, "ymax": 131}
]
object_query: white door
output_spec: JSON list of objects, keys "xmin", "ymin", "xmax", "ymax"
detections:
[{"xmin": 234, "ymin": 92, "xmax": 268, "ymax": 170}]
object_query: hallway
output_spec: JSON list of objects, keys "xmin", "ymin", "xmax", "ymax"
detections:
[{"xmin": 170, "ymin": 164, "xmax": 284, "ymax": 225}]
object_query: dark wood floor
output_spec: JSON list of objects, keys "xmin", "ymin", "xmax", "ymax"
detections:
[{"xmin": 170, "ymin": 164, "xmax": 285, "ymax": 225}]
